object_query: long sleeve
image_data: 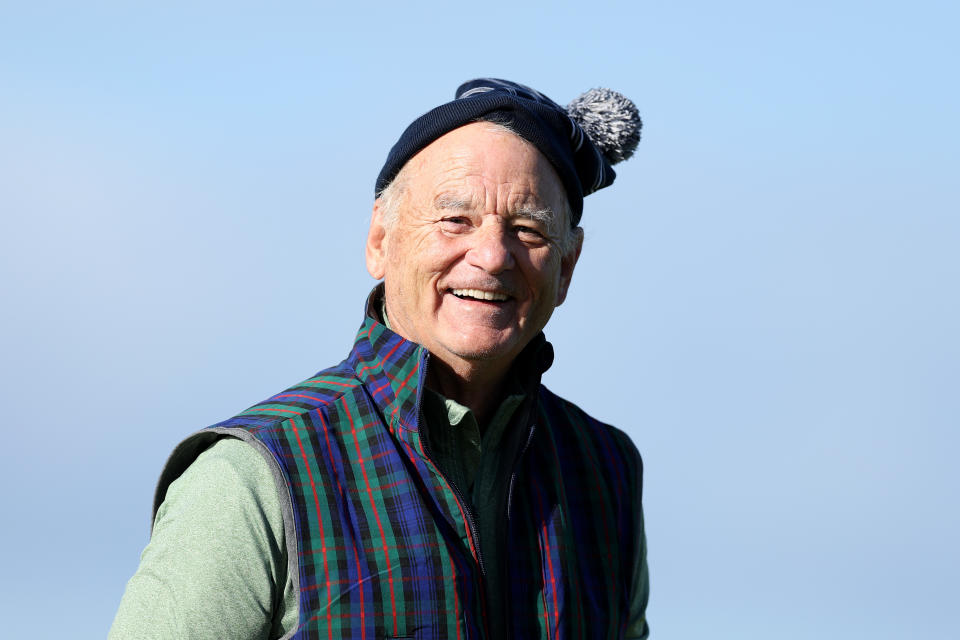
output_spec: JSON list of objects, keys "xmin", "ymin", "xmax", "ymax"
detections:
[{"xmin": 109, "ymin": 438, "xmax": 298, "ymax": 639}]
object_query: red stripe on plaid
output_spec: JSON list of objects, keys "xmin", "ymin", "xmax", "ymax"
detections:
[
  {"xmin": 274, "ymin": 391, "xmax": 344, "ymax": 403},
  {"xmin": 304, "ymin": 379, "xmax": 356, "ymax": 388},
  {"xmin": 384, "ymin": 358, "xmax": 420, "ymax": 428},
  {"xmin": 289, "ymin": 474, "xmax": 409, "ymax": 492},
  {"xmin": 301, "ymin": 573, "xmax": 450, "ymax": 590},
  {"xmin": 343, "ymin": 396, "xmax": 398, "ymax": 636},
  {"xmin": 356, "ymin": 339, "xmax": 403, "ymax": 379},
  {"xmin": 536, "ymin": 485, "xmax": 560, "ymax": 638},
  {"xmin": 538, "ymin": 520, "xmax": 551, "ymax": 640},
  {"xmin": 348, "ymin": 477, "xmax": 410, "ymax": 493}
]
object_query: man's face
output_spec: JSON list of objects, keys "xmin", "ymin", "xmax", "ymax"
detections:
[{"xmin": 366, "ymin": 122, "xmax": 583, "ymax": 376}]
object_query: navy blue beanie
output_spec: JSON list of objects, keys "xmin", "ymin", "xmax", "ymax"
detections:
[{"xmin": 374, "ymin": 78, "xmax": 641, "ymax": 226}]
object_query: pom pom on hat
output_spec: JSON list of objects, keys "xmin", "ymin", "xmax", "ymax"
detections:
[{"xmin": 566, "ymin": 88, "xmax": 642, "ymax": 165}]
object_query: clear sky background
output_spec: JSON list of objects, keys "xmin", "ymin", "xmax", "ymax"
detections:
[{"xmin": 2, "ymin": 1, "xmax": 957, "ymax": 638}]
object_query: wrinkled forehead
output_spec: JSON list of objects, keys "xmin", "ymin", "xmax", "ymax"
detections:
[{"xmin": 405, "ymin": 122, "xmax": 571, "ymax": 222}]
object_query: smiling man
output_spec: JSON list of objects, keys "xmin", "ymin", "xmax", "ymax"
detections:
[
  {"xmin": 368, "ymin": 121, "xmax": 580, "ymax": 426},
  {"xmin": 111, "ymin": 79, "xmax": 648, "ymax": 639}
]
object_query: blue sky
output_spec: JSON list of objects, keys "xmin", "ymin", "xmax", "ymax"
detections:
[{"xmin": 2, "ymin": 1, "xmax": 957, "ymax": 637}]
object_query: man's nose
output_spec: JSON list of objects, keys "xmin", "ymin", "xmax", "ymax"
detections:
[{"xmin": 465, "ymin": 223, "xmax": 515, "ymax": 273}]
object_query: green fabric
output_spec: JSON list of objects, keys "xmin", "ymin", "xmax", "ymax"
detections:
[{"xmin": 109, "ymin": 438, "xmax": 298, "ymax": 639}]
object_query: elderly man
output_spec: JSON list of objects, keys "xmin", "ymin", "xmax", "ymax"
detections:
[{"xmin": 111, "ymin": 78, "xmax": 648, "ymax": 639}]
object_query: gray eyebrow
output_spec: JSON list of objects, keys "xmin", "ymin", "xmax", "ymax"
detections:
[
  {"xmin": 435, "ymin": 193, "xmax": 474, "ymax": 210},
  {"xmin": 434, "ymin": 194, "xmax": 557, "ymax": 226},
  {"xmin": 512, "ymin": 206, "xmax": 556, "ymax": 225}
]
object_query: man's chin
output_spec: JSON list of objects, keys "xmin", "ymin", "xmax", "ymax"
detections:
[
  {"xmin": 432, "ymin": 330, "xmax": 525, "ymax": 364},
  {"xmin": 447, "ymin": 345, "xmax": 511, "ymax": 362}
]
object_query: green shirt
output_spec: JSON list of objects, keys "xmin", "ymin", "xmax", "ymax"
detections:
[{"xmin": 109, "ymin": 438, "xmax": 298, "ymax": 639}]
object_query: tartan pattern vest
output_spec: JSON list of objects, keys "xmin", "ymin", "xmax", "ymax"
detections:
[{"xmin": 155, "ymin": 312, "xmax": 643, "ymax": 640}]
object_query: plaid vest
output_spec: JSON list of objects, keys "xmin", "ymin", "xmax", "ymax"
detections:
[{"xmin": 156, "ymin": 314, "xmax": 642, "ymax": 640}]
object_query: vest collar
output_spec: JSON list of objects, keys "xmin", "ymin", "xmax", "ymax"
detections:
[{"xmin": 348, "ymin": 285, "xmax": 554, "ymax": 435}]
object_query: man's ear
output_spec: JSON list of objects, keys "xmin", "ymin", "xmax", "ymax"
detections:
[
  {"xmin": 366, "ymin": 200, "xmax": 388, "ymax": 280},
  {"xmin": 555, "ymin": 227, "xmax": 584, "ymax": 307}
]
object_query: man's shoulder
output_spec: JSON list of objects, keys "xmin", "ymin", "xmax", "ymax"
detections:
[
  {"xmin": 534, "ymin": 384, "xmax": 645, "ymax": 514},
  {"xmin": 152, "ymin": 360, "xmax": 367, "ymax": 515},
  {"xmin": 537, "ymin": 384, "xmax": 640, "ymax": 457},
  {"xmin": 211, "ymin": 359, "xmax": 364, "ymax": 432}
]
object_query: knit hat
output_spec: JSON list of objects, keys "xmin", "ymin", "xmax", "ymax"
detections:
[{"xmin": 375, "ymin": 78, "xmax": 641, "ymax": 226}]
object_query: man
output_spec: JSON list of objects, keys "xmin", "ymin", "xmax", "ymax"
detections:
[{"xmin": 111, "ymin": 78, "xmax": 648, "ymax": 639}]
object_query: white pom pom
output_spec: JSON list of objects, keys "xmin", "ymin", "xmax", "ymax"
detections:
[{"xmin": 566, "ymin": 88, "xmax": 642, "ymax": 165}]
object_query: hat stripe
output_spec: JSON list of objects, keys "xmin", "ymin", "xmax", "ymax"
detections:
[{"xmin": 458, "ymin": 86, "xmax": 495, "ymax": 99}]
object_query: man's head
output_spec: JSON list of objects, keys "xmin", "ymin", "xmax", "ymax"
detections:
[
  {"xmin": 375, "ymin": 79, "xmax": 642, "ymax": 227},
  {"xmin": 367, "ymin": 78, "xmax": 640, "ymax": 377},
  {"xmin": 366, "ymin": 121, "xmax": 583, "ymax": 376}
]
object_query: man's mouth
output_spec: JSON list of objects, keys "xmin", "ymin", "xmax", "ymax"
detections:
[{"xmin": 448, "ymin": 288, "xmax": 510, "ymax": 302}]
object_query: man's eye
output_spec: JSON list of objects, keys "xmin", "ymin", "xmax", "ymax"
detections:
[
  {"xmin": 516, "ymin": 225, "xmax": 546, "ymax": 241},
  {"xmin": 440, "ymin": 217, "xmax": 471, "ymax": 231}
]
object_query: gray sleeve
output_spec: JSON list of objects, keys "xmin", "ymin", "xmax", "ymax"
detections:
[{"xmin": 109, "ymin": 438, "xmax": 297, "ymax": 640}]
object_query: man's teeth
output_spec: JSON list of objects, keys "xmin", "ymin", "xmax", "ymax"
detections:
[{"xmin": 450, "ymin": 288, "xmax": 509, "ymax": 302}]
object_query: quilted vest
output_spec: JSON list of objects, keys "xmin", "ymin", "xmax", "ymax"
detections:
[{"xmin": 155, "ymin": 313, "xmax": 643, "ymax": 640}]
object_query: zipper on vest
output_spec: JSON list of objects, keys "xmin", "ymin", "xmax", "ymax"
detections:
[
  {"xmin": 416, "ymin": 403, "xmax": 488, "ymax": 577},
  {"xmin": 415, "ymin": 351, "xmax": 487, "ymax": 576},
  {"xmin": 506, "ymin": 422, "xmax": 537, "ymax": 522},
  {"xmin": 415, "ymin": 392, "xmax": 493, "ymax": 640},
  {"xmin": 416, "ymin": 352, "xmax": 491, "ymax": 640}
]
